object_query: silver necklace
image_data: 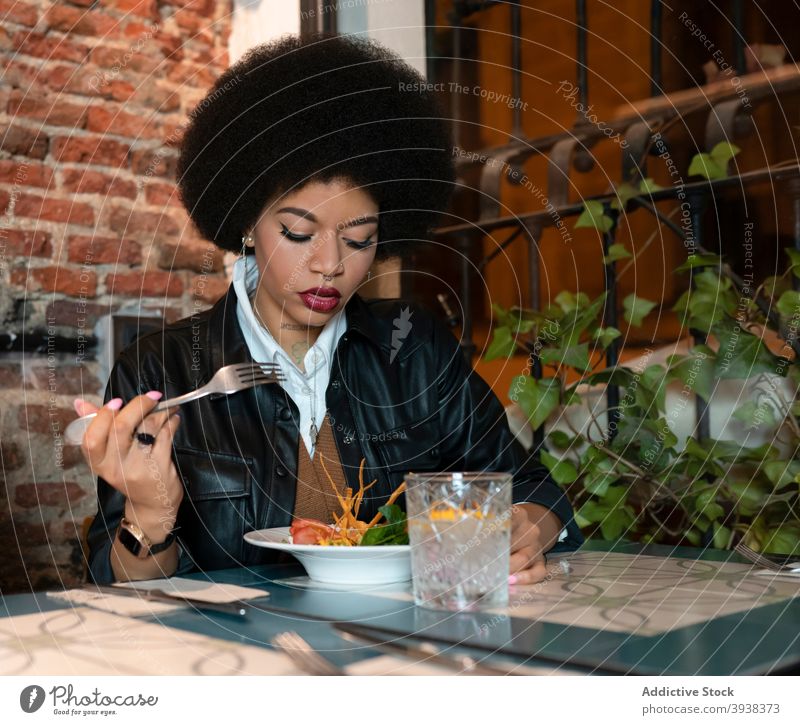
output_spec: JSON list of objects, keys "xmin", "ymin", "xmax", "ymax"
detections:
[{"xmin": 250, "ymin": 292, "xmax": 318, "ymax": 452}]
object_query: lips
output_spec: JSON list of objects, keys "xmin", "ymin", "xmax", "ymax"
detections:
[{"xmin": 298, "ymin": 286, "xmax": 341, "ymax": 313}]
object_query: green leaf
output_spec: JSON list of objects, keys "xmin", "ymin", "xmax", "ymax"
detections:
[
  {"xmin": 712, "ymin": 521, "xmax": 732, "ymax": 549},
  {"xmin": 761, "ymin": 525, "xmax": 800, "ymax": 556},
  {"xmin": 484, "ymin": 326, "xmax": 517, "ymax": 361},
  {"xmin": 776, "ymin": 290, "xmax": 800, "ymax": 318},
  {"xmin": 674, "ymin": 253, "xmax": 723, "ymax": 274},
  {"xmin": 582, "ymin": 450, "xmax": 619, "ymax": 497},
  {"xmin": 732, "ymin": 400, "xmax": 778, "ymax": 429},
  {"xmin": 603, "ymin": 243, "xmax": 632, "ymax": 264},
  {"xmin": 540, "ymin": 342, "xmax": 590, "ymax": 372},
  {"xmin": 639, "ymin": 177, "xmax": 663, "ymax": 193},
  {"xmin": 762, "ymin": 460, "xmax": 800, "ymax": 489},
  {"xmin": 785, "ymin": 248, "xmax": 800, "ymax": 279},
  {"xmin": 575, "ymin": 200, "xmax": 614, "ymax": 233},
  {"xmin": 593, "ymin": 326, "xmax": 622, "ymax": 349},
  {"xmin": 547, "ymin": 430, "xmax": 575, "ymax": 449},
  {"xmin": 688, "ymin": 152, "xmax": 726, "ymax": 180},
  {"xmin": 511, "ymin": 376, "xmax": 561, "ymax": 431},
  {"xmin": 710, "ymin": 141, "xmax": 741, "ymax": 166},
  {"xmin": 610, "ymin": 183, "xmax": 639, "ymax": 211},
  {"xmin": 541, "ymin": 450, "xmax": 579, "ymax": 485},
  {"xmin": 359, "ymin": 504, "xmax": 408, "ymax": 546},
  {"xmin": 666, "ymin": 345, "xmax": 717, "ymax": 401},
  {"xmin": 623, "ymin": 293, "xmax": 657, "ymax": 326},
  {"xmin": 712, "ymin": 316, "xmax": 781, "ymax": 379}
]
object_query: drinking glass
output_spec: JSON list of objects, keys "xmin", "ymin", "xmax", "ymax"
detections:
[{"xmin": 405, "ymin": 472, "xmax": 512, "ymax": 611}]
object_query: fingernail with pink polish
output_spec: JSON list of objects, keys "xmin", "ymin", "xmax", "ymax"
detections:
[
  {"xmin": 145, "ymin": 391, "xmax": 163, "ymax": 401},
  {"xmin": 73, "ymin": 398, "xmax": 85, "ymax": 415},
  {"xmin": 106, "ymin": 398, "xmax": 123, "ymax": 411},
  {"xmin": 508, "ymin": 574, "xmax": 518, "ymax": 585}
]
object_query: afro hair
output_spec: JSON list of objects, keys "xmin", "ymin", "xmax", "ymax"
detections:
[{"xmin": 176, "ymin": 32, "xmax": 456, "ymax": 261}]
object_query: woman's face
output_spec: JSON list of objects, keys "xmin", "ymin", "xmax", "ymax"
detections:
[{"xmin": 249, "ymin": 178, "xmax": 379, "ymax": 330}]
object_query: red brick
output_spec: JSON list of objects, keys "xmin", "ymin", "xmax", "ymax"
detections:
[
  {"xmin": 1, "ymin": 441, "xmax": 24, "ymax": 471},
  {"xmin": 107, "ymin": 204, "xmax": 180, "ymax": 236},
  {"xmin": 135, "ymin": 80, "xmax": 180, "ymax": 113},
  {"xmin": 51, "ymin": 135, "xmax": 130, "ymax": 168},
  {"xmin": 46, "ymin": 299, "xmax": 110, "ymax": 328},
  {"xmin": 190, "ymin": 274, "xmax": 228, "ymax": 304},
  {"xmin": 106, "ymin": 270, "xmax": 183, "ymax": 297},
  {"xmin": 89, "ymin": 44, "xmax": 162, "ymax": 76},
  {"xmin": 129, "ymin": 147, "xmax": 178, "ymax": 178},
  {"xmin": 6, "ymin": 90, "xmax": 87, "ymax": 128},
  {"xmin": 0, "ymin": 160, "xmax": 54, "ymax": 189},
  {"xmin": 153, "ymin": 31, "xmax": 184, "ymax": 62},
  {"xmin": 144, "ymin": 180, "xmax": 181, "ymax": 206},
  {"xmin": 10, "ymin": 521, "xmax": 51, "ymax": 546},
  {"xmin": 0, "ymin": 0, "xmax": 38, "ymax": 26},
  {"xmin": 68, "ymin": 235, "xmax": 142, "ymax": 265},
  {"xmin": 0, "ymin": 125, "xmax": 48, "ymax": 159},
  {"xmin": 27, "ymin": 364, "xmax": 101, "ymax": 395},
  {"xmin": 11, "ymin": 31, "xmax": 90, "ymax": 63},
  {"xmin": 103, "ymin": 0, "xmax": 159, "ymax": 20},
  {"xmin": 173, "ymin": 8, "xmax": 207, "ymax": 33},
  {"xmin": 85, "ymin": 105, "xmax": 162, "ymax": 140},
  {"xmin": 60, "ymin": 168, "xmax": 137, "ymax": 199},
  {"xmin": 12, "ymin": 193, "xmax": 95, "ymax": 226},
  {"xmin": 0, "ymin": 362, "xmax": 23, "ymax": 388},
  {"xmin": 11, "ymin": 266, "xmax": 97, "ymax": 297},
  {"xmin": 2, "ymin": 60, "xmax": 41, "ymax": 92},
  {"xmin": 159, "ymin": 238, "xmax": 223, "ymax": 273},
  {"xmin": 45, "ymin": 64, "xmax": 135, "ymax": 100},
  {"xmin": 60, "ymin": 443, "xmax": 87, "ymax": 470},
  {"xmin": 43, "ymin": 4, "xmax": 119, "ymax": 38},
  {"xmin": 159, "ymin": 0, "xmax": 214, "ymax": 11},
  {"xmin": 14, "ymin": 481, "xmax": 87, "ymax": 508},
  {"xmin": 17, "ymin": 405, "xmax": 77, "ymax": 436},
  {"xmin": 0, "ymin": 229, "xmax": 52, "ymax": 258},
  {"xmin": 68, "ymin": 0, "xmax": 100, "ymax": 6}
]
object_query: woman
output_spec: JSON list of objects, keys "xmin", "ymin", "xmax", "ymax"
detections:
[{"xmin": 79, "ymin": 33, "xmax": 582, "ymax": 587}]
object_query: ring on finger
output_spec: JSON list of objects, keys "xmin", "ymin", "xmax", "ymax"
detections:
[{"xmin": 134, "ymin": 430, "xmax": 156, "ymax": 448}]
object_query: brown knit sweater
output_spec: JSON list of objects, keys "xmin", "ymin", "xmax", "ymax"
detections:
[{"xmin": 291, "ymin": 411, "xmax": 348, "ymax": 523}]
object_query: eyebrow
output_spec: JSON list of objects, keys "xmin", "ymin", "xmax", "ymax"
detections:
[{"xmin": 276, "ymin": 207, "xmax": 379, "ymax": 229}]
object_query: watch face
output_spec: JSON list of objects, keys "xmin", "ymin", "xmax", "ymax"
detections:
[{"xmin": 118, "ymin": 525, "xmax": 145, "ymax": 557}]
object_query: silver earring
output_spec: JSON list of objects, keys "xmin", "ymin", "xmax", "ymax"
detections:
[
  {"xmin": 367, "ymin": 270, "xmax": 372, "ymax": 282},
  {"xmin": 241, "ymin": 233, "xmax": 254, "ymax": 256}
]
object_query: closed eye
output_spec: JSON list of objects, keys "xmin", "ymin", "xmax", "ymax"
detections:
[
  {"xmin": 344, "ymin": 237, "xmax": 375, "ymax": 250},
  {"xmin": 279, "ymin": 223, "xmax": 311, "ymax": 242}
]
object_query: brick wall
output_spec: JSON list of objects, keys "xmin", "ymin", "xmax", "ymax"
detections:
[{"xmin": 0, "ymin": 0, "xmax": 234, "ymax": 593}]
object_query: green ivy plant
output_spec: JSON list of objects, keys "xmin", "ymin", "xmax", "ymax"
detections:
[{"xmin": 486, "ymin": 249, "xmax": 800, "ymax": 555}]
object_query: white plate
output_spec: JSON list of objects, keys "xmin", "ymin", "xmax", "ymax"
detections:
[{"xmin": 244, "ymin": 527, "xmax": 411, "ymax": 585}]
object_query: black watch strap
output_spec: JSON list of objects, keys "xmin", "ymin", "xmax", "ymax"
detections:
[{"xmin": 118, "ymin": 518, "xmax": 178, "ymax": 559}]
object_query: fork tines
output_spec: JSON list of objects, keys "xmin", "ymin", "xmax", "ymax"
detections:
[
  {"xmin": 735, "ymin": 542, "xmax": 791, "ymax": 571},
  {"xmin": 235, "ymin": 362, "xmax": 284, "ymax": 382}
]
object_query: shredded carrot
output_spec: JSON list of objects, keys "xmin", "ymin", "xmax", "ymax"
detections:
[{"xmin": 315, "ymin": 456, "xmax": 401, "ymax": 545}]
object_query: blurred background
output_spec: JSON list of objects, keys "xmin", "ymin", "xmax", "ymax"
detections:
[{"xmin": 2, "ymin": 0, "xmax": 799, "ymax": 592}]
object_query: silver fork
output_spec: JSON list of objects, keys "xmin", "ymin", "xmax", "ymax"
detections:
[
  {"xmin": 64, "ymin": 362, "xmax": 284, "ymax": 446},
  {"xmin": 271, "ymin": 631, "xmax": 345, "ymax": 676},
  {"xmin": 734, "ymin": 542, "xmax": 800, "ymax": 573}
]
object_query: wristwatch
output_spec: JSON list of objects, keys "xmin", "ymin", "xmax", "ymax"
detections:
[{"xmin": 118, "ymin": 517, "xmax": 178, "ymax": 559}]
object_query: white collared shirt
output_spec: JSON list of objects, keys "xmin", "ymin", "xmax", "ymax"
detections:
[{"xmin": 232, "ymin": 255, "xmax": 347, "ymax": 458}]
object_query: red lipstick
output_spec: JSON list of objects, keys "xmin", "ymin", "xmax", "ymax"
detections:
[{"xmin": 298, "ymin": 286, "xmax": 341, "ymax": 313}]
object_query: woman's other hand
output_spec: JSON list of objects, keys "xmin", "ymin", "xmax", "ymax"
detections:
[
  {"xmin": 75, "ymin": 392, "xmax": 184, "ymax": 529},
  {"xmin": 508, "ymin": 503, "xmax": 563, "ymax": 585}
]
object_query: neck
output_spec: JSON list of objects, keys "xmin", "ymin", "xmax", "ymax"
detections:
[{"xmin": 251, "ymin": 288, "xmax": 323, "ymax": 371}]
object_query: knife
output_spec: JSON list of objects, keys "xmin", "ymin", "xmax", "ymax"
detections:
[
  {"xmin": 82, "ymin": 584, "xmax": 248, "ymax": 617},
  {"xmin": 334, "ymin": 622, "xmax": 549, "ymax": 675}
]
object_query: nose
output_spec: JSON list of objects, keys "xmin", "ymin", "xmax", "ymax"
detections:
[{"xmin": 309, "ymin": 231, "xmax": 343, "ymax": 279}]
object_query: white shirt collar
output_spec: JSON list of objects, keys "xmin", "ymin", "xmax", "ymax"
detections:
[{"xmin": 232, "ymin": 255, "xmax": 347, "ymax": 457}]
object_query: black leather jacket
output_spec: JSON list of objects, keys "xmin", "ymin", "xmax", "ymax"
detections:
[{"xmin": 87, "ymin": 286, "xmax": 583, "ymax": 583}]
